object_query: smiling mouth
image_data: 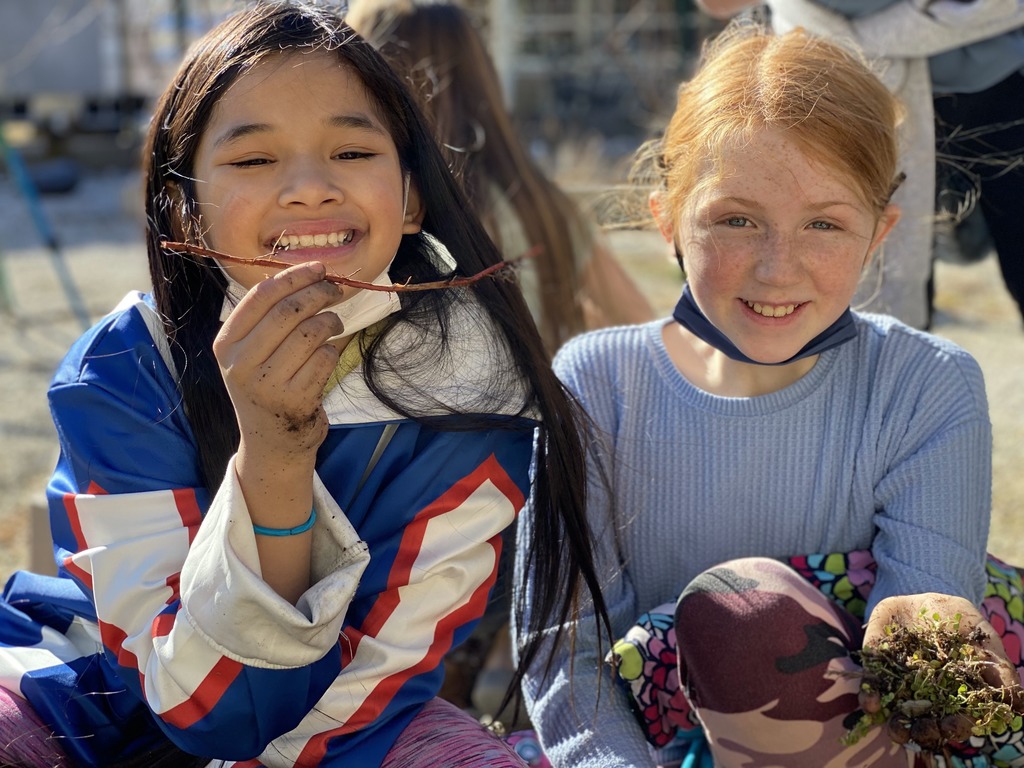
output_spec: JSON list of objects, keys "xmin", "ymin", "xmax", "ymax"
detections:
[
  {"xmin": 272, "ymin": 230, "xmax": 354, "ymax": 252},
  {"xmin": 744, "ymin": 300, "xmax": 800, "ymax": 318}
]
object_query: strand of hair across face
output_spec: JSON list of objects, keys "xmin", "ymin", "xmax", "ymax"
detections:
[{"xmin": 160, "ymin": 240, "xmax": 536, "ymax": 292}]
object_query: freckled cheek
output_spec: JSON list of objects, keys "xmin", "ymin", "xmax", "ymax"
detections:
[
  {"xmin": 684, "ymin": 236, "xmax": 758, "ymax": 279},
  {"xmin": 811, "ymin": 242, "xmax": 872, "ymax": 277},
  {"xmin": 685, "ymin": 258, "xmax": 746, "ymax": 301},
  {"xmin": 805, "ymin": 250, "xmax": 868, "ymax": 299},
  {"xmin": 679, "ymin": 232, "xmax": 722, "ymax": 265}
]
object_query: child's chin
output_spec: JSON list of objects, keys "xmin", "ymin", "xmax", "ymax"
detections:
[{"xmin": 740, "ymin": 344, "xmax": 802, "ymax": 365}]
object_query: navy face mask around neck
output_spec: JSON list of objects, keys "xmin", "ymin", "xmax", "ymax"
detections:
[{"xmin": 671, "ymin": 282, "xmax": 857, "ymax": 366}]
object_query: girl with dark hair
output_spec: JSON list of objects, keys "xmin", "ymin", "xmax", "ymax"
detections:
[{"xmin": 0, "ymin": 3, "xmax": 608, "ymax": 767}]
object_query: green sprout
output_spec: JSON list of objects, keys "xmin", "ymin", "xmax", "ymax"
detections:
[{"xmin": 843, "ymin": 609, "xmax": 1023, "ymax": 752}]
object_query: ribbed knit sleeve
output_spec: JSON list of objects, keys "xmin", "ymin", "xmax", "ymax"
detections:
[
  {"xmin": 857, "ymin": 318, "xmax": 991, "ymax": 614},
  {"xmin": 515, "ymin": 315, "xmax": 992, "ymax": 766}
]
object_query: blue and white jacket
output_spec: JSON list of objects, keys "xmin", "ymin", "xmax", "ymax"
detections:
[{"xmin": 0, "ymin": 290, "xmax": 536, "ymax": 767}]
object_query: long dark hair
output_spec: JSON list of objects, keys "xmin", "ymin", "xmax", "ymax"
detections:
[
  {"xmin": 142, "ymin": 0, "xmax": 609, "ymax": 730},
  {"xmin": 348, "ymin": 0, "xmax": 599, "ymax": 351}
]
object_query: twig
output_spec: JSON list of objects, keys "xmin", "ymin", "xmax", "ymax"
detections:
[{"xmin": 160, "ymin": 240, "xmax": 532, "ymax": 292}]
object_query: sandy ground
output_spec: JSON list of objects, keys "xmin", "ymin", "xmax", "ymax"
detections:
[{"xmin": 0, "ymin": 169, "xmax": 1022, "ymax": 580}]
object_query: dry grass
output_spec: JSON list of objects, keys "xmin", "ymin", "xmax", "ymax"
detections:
[{"xmin": 931, "ymin": 259, "xmax": 1024, "ymax": 566}]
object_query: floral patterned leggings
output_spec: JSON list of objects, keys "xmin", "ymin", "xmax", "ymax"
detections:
[{"xmin": 610, "ymin": 553, "xmax": 1024, "ymax": 768}]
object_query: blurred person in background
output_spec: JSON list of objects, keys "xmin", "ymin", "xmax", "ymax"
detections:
[{"xmin": 348, "ymin": 0, "xmax": 655, "ymax": 356}]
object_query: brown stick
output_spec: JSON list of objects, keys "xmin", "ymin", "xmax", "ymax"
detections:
[{"xmin": 160, "ymin": 240, "xmax": 529, "ymax": 292}]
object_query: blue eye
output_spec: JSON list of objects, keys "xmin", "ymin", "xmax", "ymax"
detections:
[
  {"xmin": 725, "ymin": 216, "xmax": 749, "ymax": 227},
  {"xmin": 809, "ymin": 220, "xmax": 836, "ymax": 230}
]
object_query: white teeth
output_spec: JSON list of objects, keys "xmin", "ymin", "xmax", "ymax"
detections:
[
  {"xmin": 275, "ymin": 231, "xmax": 353, "ymax": 251},
  {"xmin": 746, "ymin": 301, "xmax": 796, "ymax": 317}
]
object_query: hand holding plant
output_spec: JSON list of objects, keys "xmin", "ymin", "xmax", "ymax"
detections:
[{"xmin": 844, "ymin": 593, "xmax": 1024, "ymax": 754}]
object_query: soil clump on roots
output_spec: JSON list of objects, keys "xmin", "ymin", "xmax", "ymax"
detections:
[{"xmin": 843, "ymin": 610, "xmax": 1024, "ymax": 758}]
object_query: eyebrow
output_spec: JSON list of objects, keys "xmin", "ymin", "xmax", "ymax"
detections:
[
  {"xmin": 712, "ymin": 196, "xmax": 761, "ymax": 208},
  {"xmin": 709, "ymin": 196, "xmax": 858, "ymax": 211},
  {"xmin": 212, "ymin": 122, "xmax": 271, "ymax": 148},
  {"xmin": 211, "ymin": 112, "xmax": 387, "ymax": 149},
  {"xmin": 327, "ymin": 113, "xmax": 386, "ymax": 135}
]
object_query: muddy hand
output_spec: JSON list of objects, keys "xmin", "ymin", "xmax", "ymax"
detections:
[
  {"xmin": 867, "ymin": 593, "xmax": 1024, "ymax": 712},
  {"xmin": 214, "ymin": 261, "xmax": 346, "ymax": 465}
]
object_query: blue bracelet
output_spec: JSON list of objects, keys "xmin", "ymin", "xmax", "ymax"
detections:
[{"xmin": 252, "ymin": 509, "xmax": 317, "ymax": 537}]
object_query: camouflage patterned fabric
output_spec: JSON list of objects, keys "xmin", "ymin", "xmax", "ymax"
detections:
[{"xmin": 608, "ymin": 553, "xmax": 1024, "ymax": 768}]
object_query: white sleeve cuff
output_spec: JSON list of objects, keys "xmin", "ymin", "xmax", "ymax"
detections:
[{"xmin": 179, "ymin": 456, "xmax": 370, "ymax": 668}]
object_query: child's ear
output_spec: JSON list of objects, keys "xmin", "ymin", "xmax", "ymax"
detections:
[
  {"xmin": 865, "ymin": 203, "xmax": 901, "ymax": 268},
  {"xmin": 164, "ymin": 180, "xmax": 182, "ymax": 208},
  {"xmin": 649, "ymin": 190, "xmax": 674, "ymax": 243},
  {"xmin": 402, "ymin": 179, "xmax": 426, "ymax": 235},
  {"xmin": 164, "ymin": 181, "xmax": 188, "ymax": 240}
]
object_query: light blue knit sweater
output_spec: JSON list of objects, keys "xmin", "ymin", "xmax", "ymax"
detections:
[{"xmin": 516, "ymin": 313, "xmax": 992, "ymax": 768}]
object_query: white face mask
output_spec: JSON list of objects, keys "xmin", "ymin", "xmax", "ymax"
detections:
[
  {"xmin": 220, "ymin": 269, "xmax": 401, "ymax": 341},
  {"xmin": 321, "ymin": 270, "xmax": 401, "ymax": 340}
]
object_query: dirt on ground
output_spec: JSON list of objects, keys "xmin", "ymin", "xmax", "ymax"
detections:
[{"xmin": 0, "ymin": 168, "xmax": 1022, "ymax": 580}]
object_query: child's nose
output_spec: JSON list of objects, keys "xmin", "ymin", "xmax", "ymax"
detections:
[
  {"xmin": 278, "ymin": 159, "xmax": 342, "ymax": 208},
  {"xmin": 754, "ymin": 231, "xmax": 803, "ymax": 285}
]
